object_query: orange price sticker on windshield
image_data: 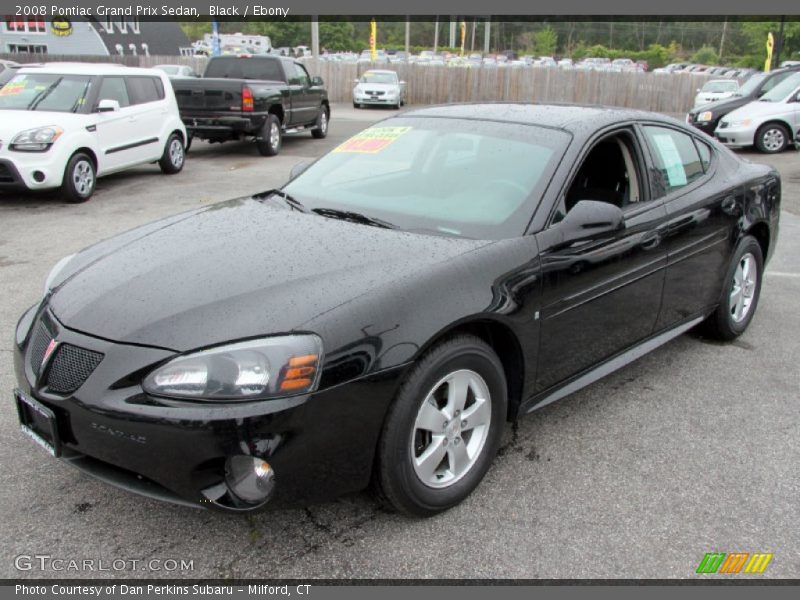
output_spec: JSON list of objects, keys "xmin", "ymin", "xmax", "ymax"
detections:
[
  {"xmin": 0, "ymin": 82, "xmax": 25, "ymax": 96},
  {"xmin": 334, "ymin": 126, "xmax": 411, "ymax": 154}
]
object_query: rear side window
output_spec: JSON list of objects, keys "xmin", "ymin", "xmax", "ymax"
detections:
[
  {"xmin": 643, "ymin": 126, "xmax": 705, "ymax": 197},
  {"xmin": 97, "ymin": 76, "xmax": 130, "ymax": 107},
  {"xmin": 695, "ymin": 139, "xmax": 712, "ymax": 172},
  {"xmin": 126, "ymin": 76, "xmax": 164, "ymax": 104}
]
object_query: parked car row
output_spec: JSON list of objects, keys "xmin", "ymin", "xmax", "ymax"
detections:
[
  {"xmin": 0, "ymin": 57, "xmax": 331, "ymax": 202},
  {"xmin": 688, "ymin": 65, "xmax": 800, "ymax": 153}
]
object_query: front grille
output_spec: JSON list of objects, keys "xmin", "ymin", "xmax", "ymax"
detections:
[
  {"xmin": 28, "ymin": 322, "xmax": 52, "ymax": 376},
  {"xmin": 0, "ymin": 162, "xmax": 17, "ymax": 183},
  {"xmin": 46, "ymin": 344, "xmax": 104, "ymax": 394},
  {"xmin": 364, "ymin": 90, "xmax": 385, "ymax": 96}
]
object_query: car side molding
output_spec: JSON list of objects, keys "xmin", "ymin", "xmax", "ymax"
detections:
[{"xmin": 522, "ymin": 314, "xmax": 706, "ymax": 415}]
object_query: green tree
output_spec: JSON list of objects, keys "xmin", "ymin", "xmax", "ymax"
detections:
[
  {"xmin": 534, "ymin": 26, "xmax": 558, "ymax": 56},
  {"xmin": 319, "ymin": 22, "xmax": 356, "ymax": 52},
  {"xmin": 690, "ymin": 45, "xmax": 719, "ymax": 65}
]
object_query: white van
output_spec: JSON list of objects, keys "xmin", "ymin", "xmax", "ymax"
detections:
[{"xmin": 0, "ymin": 63, "xmax": 187, "ymax": 202}]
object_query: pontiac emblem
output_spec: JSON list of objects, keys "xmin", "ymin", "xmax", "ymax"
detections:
[{"xmin": 41, "ymin": 339, "xmax": 58, "ymax": 371}]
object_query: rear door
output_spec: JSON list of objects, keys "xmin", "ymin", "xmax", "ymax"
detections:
[
  {"xmin": 124, "ymin": 75, "xmax": 168, "ymax": 161},
  {"xmin": 286, "ymin": 62, "xmax": 317, "ymax": 126},
  {"xmin": 640, "ymin": 124, "xmax": 742, "ymax": 330},
  {"xmin": 93, "ymin": 76, "xmax": 141, "ymax": 172}
]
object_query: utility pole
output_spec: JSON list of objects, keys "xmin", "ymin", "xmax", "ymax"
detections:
[
  {"xmin": 484, "ymin": 17, "xmax": 491, "ymax": 55},
  {"xmin": 449, "ymin": 19, "xmax": 456, "ymax": 49},
  {"xmin": 719, "ymin": 19, "xmax": 727, "ymax": 63},
  {"xmin": 311, "ymin": 18, "xmax": 319, "ymax": 57},
  {"xmin": 775, "ymin": 16, "xmax": 786, "ymax": 67},
  {"xmin": 405, "ymin": 19, "xmax": 410, "ymax": 57},
  {"xmin": 433, "ymin": 16, "xmax": 439, "ymax": 52},
  {"xmin": 471, "ymin": 18, "xmax": 476, "ymax": 52}
]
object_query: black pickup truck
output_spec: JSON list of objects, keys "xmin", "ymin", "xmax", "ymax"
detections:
[{"xmin": 171, "ymin": 55, "xmax": 329, "ymax": 156}]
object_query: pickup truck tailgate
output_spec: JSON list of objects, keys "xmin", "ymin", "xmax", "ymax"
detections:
[{"xmin": 172, "ymin": 78, "xmax": 246, "ymax": 114}]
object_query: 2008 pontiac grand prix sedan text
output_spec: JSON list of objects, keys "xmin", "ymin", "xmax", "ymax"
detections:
[{"xmin": 13, "ymin": 104, "xmax": 780, "ymax": 516}]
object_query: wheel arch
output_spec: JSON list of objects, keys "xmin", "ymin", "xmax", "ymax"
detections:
[
  {"xmin": 745, "ymin": 220, "xmax": 771, "ymax": 260},
  {"xmin": 411, "ymin": 317, "xmax": 527, "ymax": 422},
  {"xmin": 268, "ymin": 104, "xmax": 284, "ymax": 124},
  {"xmin": 756, "ymin": 119, "xmax": 794, "ymax": 141}
]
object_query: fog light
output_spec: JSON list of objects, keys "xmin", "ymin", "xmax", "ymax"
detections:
[
  {"xmin": 224, "ymin": 455, "xmax": 275, "ymax": 504},
  {"xmin": 33, "ymin": 171, "xmax": 45, "ymax": 183}
]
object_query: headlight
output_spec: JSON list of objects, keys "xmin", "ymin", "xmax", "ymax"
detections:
[
  {"xmin": 727, "ymin": 119, "xmax": 753, "ymax": 128},
  {"xmin": 697, "ymin": 111, "xmax": 714, "ymax": 123},
  {"xmin": 11, "ymin": 126, "xmax": 64, "ymax": 152},
  {"xmin": 44, "ymin": 253, "xmax": 75, "ymax": 295},
  {"xmin": 142, "ymin": 335, "xmax": 323, "ymax": 400}
]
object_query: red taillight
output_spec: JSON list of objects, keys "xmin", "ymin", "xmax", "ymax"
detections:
[{"xmin": 242, "ymin": 85, "xmax": 254, "ymax": 112}]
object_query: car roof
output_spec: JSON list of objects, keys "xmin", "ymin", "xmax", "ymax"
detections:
[
  {"xmin": 18, "ymin": 62, "xmax": 166, "ymax": 76},
  {"xmin": 363, "ymin": 69, "xmax": 396, "ymax": 74},
  {"xmin": 401, "ymin": 103, "xmax": 680, "ymax": 132}
]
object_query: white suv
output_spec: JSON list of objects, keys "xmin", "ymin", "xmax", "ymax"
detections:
[{"xmin": 0, "ymin": 63, "xmax": 187, "ymax": 202}]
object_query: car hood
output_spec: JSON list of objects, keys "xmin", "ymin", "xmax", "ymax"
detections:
[
  {"xmin": 692, "ymin": 94, "xmax": 749, "ymax": 116},
  {"xmin": 49, "ymin": 197, "xmax": 490, "ymax": 351},
  {"xmin": 0, "ymin": 110, "xmax": 88, "ymax": 140},
  {"xmin": 722, "ymin": 99, "xmax": 794, "ymax": 122}
]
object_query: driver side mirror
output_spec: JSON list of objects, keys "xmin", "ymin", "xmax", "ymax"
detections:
[
  {"xmin": 310, "ymin": 75, "xmax": 324, "ymax": 86},
  {"xmin": 97, "ymin": 99, "xmax": 120, "ymax": 113},
  {"xmin": 289, "ymin": 160, "xmax": 311, "ymax": 181},
  {"xmin": 559, "ymin": 200, "xmax": 624, "ymax": 243}
]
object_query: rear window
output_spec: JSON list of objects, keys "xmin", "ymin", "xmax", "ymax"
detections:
[{"xmin": 204, "ymin": 57, "xmax": 283, "ymax": 81}]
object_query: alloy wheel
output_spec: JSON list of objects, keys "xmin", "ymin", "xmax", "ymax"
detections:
[
  {"xmin": 762, "ymin": 128, "xmax": 785, "ymax": 152},
  {"xmin": 410, "ymin": 369, "xmax": 492, "ymax": 489},
  {"xmin": 169, "ymin": 138, "xmax": 184, "ymax": 168},
  {"xmin": 730, "ymin": 252, "xmax": 757, "ymax": 323},
  {"xmin": 73, "ymin": 160, "xmax": 94, "ymax": 197}
]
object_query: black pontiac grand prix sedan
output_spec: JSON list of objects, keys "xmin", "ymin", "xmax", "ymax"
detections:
[{"xmin": 13, "ymin": 104, "xmax": 780, "ymax": 516}]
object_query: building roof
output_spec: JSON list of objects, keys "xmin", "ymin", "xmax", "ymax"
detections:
[{"xmin": 88, "ymin": 20, "xmax": 190, "ymax": 56}]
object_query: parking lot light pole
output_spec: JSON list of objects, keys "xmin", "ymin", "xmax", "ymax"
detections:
[
  {"xmin": 311, "ymin": 18, "xmax": 319, "ymax": 58},
  {"xmin": 484, "ymin": 18, "xmax": 491, "ymax": 55}
]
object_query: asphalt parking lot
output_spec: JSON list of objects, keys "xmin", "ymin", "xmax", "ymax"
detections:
[{"xmin": 1, "ymin": 104, "xmax": 798, "ymax": 579}]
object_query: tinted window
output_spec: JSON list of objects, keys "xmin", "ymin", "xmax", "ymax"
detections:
[
  {"xmin": 204, "ymin": 57, "xmax": 283, "ymax": 81},
  {"xmin": 126, "ymin": 76, "xmax": 163, "ymax": 104},
  {"xmin": 97, "ymin": 76, "xmax": 130, "ymax": 107},
  {"xmin": 643, "ymin": 126, "xmax": 704, "ymax": 197},
  {"xmin": 290, "ymin": 63, "xmax": 310, "ymax": 86}
]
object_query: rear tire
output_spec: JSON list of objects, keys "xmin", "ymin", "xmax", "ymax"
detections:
[
  {"xmin": 158, "ymin": 133, "xmax": 185, "ymax": 174},
  {"xmin": 376, "ymin": 335, "xmax": 507, "ymax": 517},
  {"xmin": 703, "ymin": 235, "xmax": 763, "ymax": 340},
  {"xmin": 311, "ymin": 106, "xmax": 329, "ymax": 139},
  {"xmin": 256, "ymin": 114, "xmax": 282, "ymax": 157},
  {"xmin": 61, "ymin": 152, "xmax": 95, "ymax": 203},
  {"xmin": 755, "ymin": 123, "xmax": 789, "ymax": 153}
]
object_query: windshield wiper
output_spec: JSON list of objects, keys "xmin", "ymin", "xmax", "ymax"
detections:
[
  {"xmin": 311, "ymin": 207, "xmax": 396, "ymax": 229},
  {"xmin": 28, "ymin": 77, "xmax": 62, "ymax": 111},
  {"xmin": 255, "ymin": 189, "xmax": 307, "ymax": 212}
]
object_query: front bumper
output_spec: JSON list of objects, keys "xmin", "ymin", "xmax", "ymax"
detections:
[
  {"xmin": 714, "ymin": 124, "xmax": 756, "ymax": 148},
  {"xmin": 353, "ymin": 94, "xmax": 400, "ymax": 106},
  {"xmin": 0, "ymin": 153, "xmax": 65, "ymax": 192},
  {"xmin": 687, "ymin": 118, "xmax": 717, "ymax": 136},
  {"xmin": 13, "ymin": 306, "xmax": 403, "ymax": 512}
]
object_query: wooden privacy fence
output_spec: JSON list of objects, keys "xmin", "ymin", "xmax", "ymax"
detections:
[{"xmin": 1, "ymin": 53, "xmax": 714, "ymax": 114}]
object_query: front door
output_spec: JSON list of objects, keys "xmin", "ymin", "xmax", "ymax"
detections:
[
  {"xmin": 286, "ymin": 62, "xmax": 317, "ymax": 127},
  {"xmin": 534, "ymin": 128, "xmax": 668, "ymax": 393}
]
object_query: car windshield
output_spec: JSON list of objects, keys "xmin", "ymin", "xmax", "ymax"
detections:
[
  {"xmin": 735, "ymin": 72, "xmax": 767, "ymax": 96},
  {"xmin": 360, "ymin": 72, "xmax": 397, "ymax": 84},
  {"xmin": 760, "ymin": 72, "xmax": 800, "ymax": 101},
  {"xmin": 0, "ymin": 73, "xmax": 92, "ymax": 112},
  {"xmin": 702, "ymin": 80, "xmax": 738, "ymax": 93},
  {"xmin": 282, "ymin": 117, "xmax": 569, "ymax": 240}
]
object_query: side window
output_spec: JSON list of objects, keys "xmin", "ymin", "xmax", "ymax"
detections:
[
  {"xmin": 695, "ymin": 139, "xmax": 712, "ymax": 172},
  {"xmin": 291, "ymin": 63, "xmax": 310, "ymax": 86},
  {"xmin": 642, "ymin": 126, "xmax": 704, "ymax": 198},
  {"xmin": 126, "ymin": 77, "xmax": 162, "ymax": 104},
  {"xmin": 97, "ymin": 76, "xmax": 130, "ymax": 107}
]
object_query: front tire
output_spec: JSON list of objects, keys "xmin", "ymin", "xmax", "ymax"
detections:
[
  {"xmin": 704, "ymin": 235, "xmax": 763, "ymax": 340},
  {"xmin": 158, "ymin": 133, "xmax": 185, "ymax": 174},
  {"xmin": 311, "ymin": 106, "xmax": 329, "ymax": 139},
  {"xmin": 256, "ymin": 114, "xmax": 282, "ymax": 157},
  {"xmin": 755, "ymin": 123, "xmax": 789, "ymax": 153},
  {"xmin": 376, "ymin": 335, "xmax": 507, "ymax": 517},
  {"xmin": 61, "ymin": 152, "xmax": 95, "ymax": 203}
]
